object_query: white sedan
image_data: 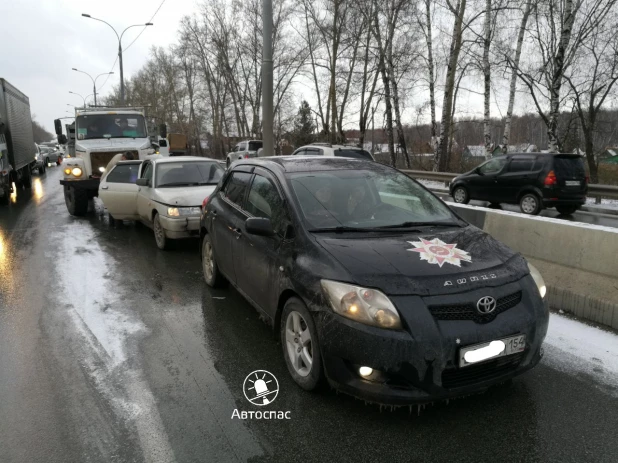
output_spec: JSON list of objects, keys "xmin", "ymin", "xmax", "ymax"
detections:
[{"xmin": 99, "ymin": 156, "xmax": 224, "ymax": 249}]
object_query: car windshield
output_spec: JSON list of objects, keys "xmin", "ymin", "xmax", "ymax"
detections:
[
  {"xmin": 156, "ymin": 161, "xmax": 224, "ymax": 187},
  {"xmin": 288, "ymin": 167, "xmax": 459, "ymax": 230},
  {"xmin": 76, "ymin": 114, "xmax": 147, "ymax": 140}
]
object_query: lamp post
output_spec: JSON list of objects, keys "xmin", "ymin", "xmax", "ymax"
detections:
[
  {"xmin": 71, "ymin": 69, "xmax": 114, "ymax": 106},
  {"xmin": 68, "ymin": 91, "xmax": 86, "ymax": 107},
  {"xmin": 81, "ymin": 13, "xmax": 153, "ymax": 105}
]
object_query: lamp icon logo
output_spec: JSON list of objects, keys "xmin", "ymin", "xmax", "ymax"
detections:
[{"xmin": 243, "ymin": 370, "xmax": 279, "ymax": 406}]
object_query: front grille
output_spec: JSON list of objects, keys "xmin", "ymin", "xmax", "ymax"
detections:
[
  {"xmin": 428, "ymin": 291, "xmax": 522, "ymax": 323},
  {"xmin": 442, "ymin": 352, "xmax": 524, "ymax": 389},
  {"xmin": 90, "ymin": 151, "xmax": 138, "ymax": 175}
]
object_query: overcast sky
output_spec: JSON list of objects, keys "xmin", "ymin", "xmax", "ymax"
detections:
[{"xmin": 2, "ymin": 0, "xmax": 197, "ymax": 135}]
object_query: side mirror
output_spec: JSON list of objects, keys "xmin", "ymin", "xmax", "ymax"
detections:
[
  {"xmin": 245, "ymin": 217, "xmax": 274, "ymax": 237},
  {"xmin": 136, "ymin": 178, "xmax": 150, "ymax": 187},
  {"xmin": 54, "ymin": 119, "xmax": 63, "ymax": 136}
]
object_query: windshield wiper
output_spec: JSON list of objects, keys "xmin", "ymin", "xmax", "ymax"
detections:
[
  {"xmin": 310, "ymin": 226, "xmax": 411, "ymax": 233},
  {"xmin": 378, "ymin": 221, "xmax": 464, "ymax": 229}
]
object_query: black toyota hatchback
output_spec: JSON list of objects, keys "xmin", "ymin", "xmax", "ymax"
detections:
[
  {"xmin": 450, "ymin": 153, "xmax": 588, "ymax": 215},
  {"xmin": 200, "ymin": 157, "xmax": 549, "ymax": 405}
]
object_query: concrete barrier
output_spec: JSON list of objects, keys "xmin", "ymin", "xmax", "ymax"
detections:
[{"xmin": 449, "ymin": 202, "xmax": 618, "ymax": 329}]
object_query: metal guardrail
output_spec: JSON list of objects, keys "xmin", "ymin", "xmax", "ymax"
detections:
[{"xmin": 401, "ymin": 169, "xmax": 618, "ymax": 201}]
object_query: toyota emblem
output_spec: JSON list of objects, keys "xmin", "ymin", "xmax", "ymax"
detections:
[{"xmin": 477, "ymin": 296, "xmax": 497, "ymax": 314}]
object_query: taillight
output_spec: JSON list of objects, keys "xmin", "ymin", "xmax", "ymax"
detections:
[
  {"xmin": 202, "ymin": 195, "xmax": 210, "ymax": 210},
  {"xmin": 244, "ymin": 154, "xmax": 249, "ymax": 159},
  {"xmin": 544, "ymin": 170, "xmax": 557, "ymax": 186}
]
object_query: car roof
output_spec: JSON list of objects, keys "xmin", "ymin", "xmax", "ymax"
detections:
[
  {"xmin": 232, "ymin": 155, "xmax": 387, "ymax": 173},
  {"xmin": 152, "ymin": 156, "xmax": 217, "ymax": 164},
  {"xmin": 299, "ymin": 144, "xmax": 364, "ymax": 150}
]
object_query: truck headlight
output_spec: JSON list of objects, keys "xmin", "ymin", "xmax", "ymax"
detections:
[
  {"xmin": 528, "ymin": 263, "xmax": 547, "ymax": 299},
  {"xmin": 167, "ymin": 207, "xmax": 201, "ymax": 217},
  {"xmin": 320, "ymin": 280, "xmax": 402, "ymax": 329},
  {"xmin": 71, "ymin": 167, "xmax": 83, "ymax": 177},
  {"xmin": 64, "ymin": 168, "xmax": 71, "ymax": 175}
]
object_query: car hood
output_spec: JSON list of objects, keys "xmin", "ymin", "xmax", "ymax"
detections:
[
  {"xmin": 76, "ymin": 138, "xmax": 150, "ymax": 151},
  {"xmin": 152, "ymin": 185, "xmax": 217, "ymax": 207},
  {"xmin": 314, "ymin": 226, "xmax": 528, "ymax": 296}
]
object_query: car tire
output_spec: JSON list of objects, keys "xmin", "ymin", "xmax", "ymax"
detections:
[
  {"xmin": 201, "ymin": 234, "xmax": 226, "ymax": 287},
  {"xmin": 281, "ymin": 298, "xmax": 324, "ymax": 391},
  {"xmin": 153, "ymin": 213, "xmax": 168, "ymax": 250},
  {"xmin": 64, "ymin": 185, "xmax": 88, "ymax": 216},
  {"xmin": 519, "ymin": 193, "xmax": 542, "ymax": 215},
  {"xmin": 452, "ymin": 185, "xmax": 470, "ymax": 204},
  {"xmin": 556, "ymin": 206, "xmax": 578, "ymax": 216},
  {"xmin": 22, "ymin": 169, "xmax": 32, "ymax": 189}
]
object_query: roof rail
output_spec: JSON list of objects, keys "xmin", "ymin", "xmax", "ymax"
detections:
[{"xmin": 312, "ymin": 142, "xmax": 332, "ymax": 147}]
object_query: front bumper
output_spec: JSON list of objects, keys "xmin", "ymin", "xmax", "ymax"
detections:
[
  {"xmin": 60, "ymin": 178, "xmax": 100, "ymax": 190},
  {"xmin": 159, "ymin": 215, "xmax": 200, "ymax": 239},
  {"xmin": 317, "ymin": 278, "xmax": 549, "ymax": 405}
]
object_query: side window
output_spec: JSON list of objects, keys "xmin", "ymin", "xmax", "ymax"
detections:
[
  {"xmin": 507, "ymin": 159, "xmax": 534, "ymax": 173},
  {"xmin": 479, "ymin": 158, "xmax": 507, "ymax": 174},
  {"xmin": 245, "ymin": 174, "xmax": 288, "ymax": 235},
  {"xmin": 159, "ymin": 140, "xmax": 168, "ymax": 147},
  {"xmin": 292, "ymin": 149, "xmax": 305, "ymax": 156},
  {"xmin": 223, "ymin": 171, "xmax": 252, "ymax": 207},
  {"xmin": 106, "ymin": 164, "xmax": 140, "ymax": 184},
  {"xmin": 141, "ymin": 162, "xmax": 153, "ymax": 182},
  {"xmin": 305, "ymin": 148, "xmax": 322, "ymax": 156}
]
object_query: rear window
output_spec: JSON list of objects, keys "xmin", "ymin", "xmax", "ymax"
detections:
[
  {"xmin": 106, "ymin": 164, "xmax": 140, "ymax": 184},
  {"xmin": 248, "ymin": 141, "xmax": 263, "ymax": 152},
  {"xmin": 334, "ymin": 149, "xmax": 373, "ymax": 160},
  {"xmin": 553, "ymin": 156, "xmax": 585, "ymax": 178}
]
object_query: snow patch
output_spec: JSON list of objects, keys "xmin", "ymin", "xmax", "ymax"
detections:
[{"xmin": 544, "ymin": 314, "xmax": 618, "ymax": 393}]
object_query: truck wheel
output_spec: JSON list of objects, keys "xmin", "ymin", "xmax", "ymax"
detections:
[
  {"xmin": 22, "ymin": 169, "xmax": 32, "ymax": 189},
  {"xmin": 64, "ymin": 185, "xmax": 88, "ymax": 216},
  {"xmin": 0, "ymin": 184, "xmax": 9, "ymax": 205}
]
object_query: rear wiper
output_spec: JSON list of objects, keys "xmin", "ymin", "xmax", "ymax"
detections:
[{"xmin": 378, "ymin": 221, "xmax": 464, "ymax": 229}]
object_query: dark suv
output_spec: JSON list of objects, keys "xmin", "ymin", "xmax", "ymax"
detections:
[{"xmin": 450, "ymin": 153, "xmax": 588, "ymax": 215}]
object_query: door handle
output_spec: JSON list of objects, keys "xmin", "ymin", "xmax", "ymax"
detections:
[
  {"xmin": 233, "ymin": 228, "xmax": 242, "ymax": 239},
  {"xmin": 101, "ymin": 186, "xmax": 108, "ymax": 190}
]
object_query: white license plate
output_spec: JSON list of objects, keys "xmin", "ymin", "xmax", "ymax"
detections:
[
  {"xmin": 458, "ymin": 334, "xmax": 526, "ymax": 368},
  {"xmin": 565, "ymin": 180, "xmax": 580, "ymax": 186}
]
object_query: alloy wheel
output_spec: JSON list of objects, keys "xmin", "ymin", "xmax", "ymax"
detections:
[
  {"xmin": 521, "ymin": 196, "xmax": 537, "ymax": 214},
  {"xmin": 285, "ymin": 311, "xmax": 313, "ymax": 377},
  {"xmin": 203, "ymin": 240, "xmax": 214, "ymax": 281},
  {"xmin": 454, "ymin": 187, "xmax": 466, "ymax": 203}
]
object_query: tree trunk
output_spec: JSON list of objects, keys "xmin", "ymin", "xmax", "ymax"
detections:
[
  {"xmin": 502, "ymin": 1, "xmax": 532, "ymax": 153},
  {"xmin": 387, "ymin": 17, "xmax": 410, "ymax": 169},
  {"xmin": 482, "ymin": 0, "xmax": 492, "ymax": 160},
  {"xmin": 424, "ymin": 0, "xmax": 438, "ymax": 164},
  {"xmin": 547, "ymin": 0, "xmax": 576, "ymax": 153},
  {"xmin": 329, "ymin": 0, "xmax": 340, "ymax": 145},
  {"xmin": 437, "ymin": 0, "xmax": 466, "ymax": 171}
]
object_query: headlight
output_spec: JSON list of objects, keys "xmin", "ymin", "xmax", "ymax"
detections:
[
  {"xmin": 528, "ymin": 263, "xmax": 546, "ymax": 299},
  {"xmin": 167, "ymin": 207, "xmax": 201, "ymax": 217},
  {"xmin": 98, "ymin": 167, "xmax": 105, "ymax": 173},
  {"xmin": 64, "ymin": 168, "xmax": 71, "ymax": 175},
  {"xmin": 71, "ymin": 167, "xmax": 83, "ymax": 177},
  {"xmin": 320, "ymin": 280, "xmax": 402, "ymax": 329}
]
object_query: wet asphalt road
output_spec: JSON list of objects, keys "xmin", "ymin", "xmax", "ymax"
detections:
[{"xmin": 0, "ymin": 167, "xmax": 617, "ymax": 463}]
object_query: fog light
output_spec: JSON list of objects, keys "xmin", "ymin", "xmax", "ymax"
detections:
[
  {"xmin": 359, "ymin": 366, "xmax": 373, "ymax": 377},
  {"xmin": 64, "ymin": 168, "xmax": 71, "ymax": 175}
]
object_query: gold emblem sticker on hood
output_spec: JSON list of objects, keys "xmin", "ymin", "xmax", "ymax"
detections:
[{"xmin": 407, "ymin": 237, "xmax": 472, "ymax": 268}]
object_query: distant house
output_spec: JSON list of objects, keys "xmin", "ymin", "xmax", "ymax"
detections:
[
  {"xmin": 463, "ymin": 145, "xmax": 487, "ymax": 160},
  {"xmin": 599, "ymin": 148, "xmax": 618, "ymax": 164}
]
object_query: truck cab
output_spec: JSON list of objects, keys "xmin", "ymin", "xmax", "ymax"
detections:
[{"xmin": 56, "ymin": 107, "xmax": 157, "ymax": 216}]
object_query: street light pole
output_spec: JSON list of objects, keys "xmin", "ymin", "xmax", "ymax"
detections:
[
  {"xmin": 68, "ymin": 91, "xmax": 86, "ymax": 107},
  {"xmin": 261, "ymin": 0, "xmax": 274, "ymax": 156},
  {"xmin": 71, "ymin": 69, "xmax": 114, "ymax": 106},
  {"xmin": 81, "ymin": 14, "xmax": 153, "ymax": 105}
]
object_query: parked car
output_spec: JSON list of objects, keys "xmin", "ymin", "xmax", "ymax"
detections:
[
  {"xmin": 291, "ymin": 143, "xmax": 375, "ymax": 161},
  {"xmin": 199, "ymin": 156, "xmax": 548, "ymax": 404},
  {"xmin": 39, "ymin": 142, "xmax": 62, "ymax": 165},
  {"xmin": 226, "ymin": 140, "xmax": 263, "ymax": 167},
  {"xmin": 99, "ymin": 156, "xmax": 224, "ymax": 249},
  {"xmin": 32, "ymin": 144, "xmax": 47, "ymax": 174},
  {"xmin": 450, "ymin": 153, "xmax": 588, "ymax": 215}
]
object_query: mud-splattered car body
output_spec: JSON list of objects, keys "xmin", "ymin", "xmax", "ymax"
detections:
[{"xmin": 200, "ymin": 156, "xmax": 549, "ymax": 405}]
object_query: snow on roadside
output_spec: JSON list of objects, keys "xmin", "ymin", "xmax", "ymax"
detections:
[
  {"xmin": 543, "ymin": 313, "xmax": 618, "ymax": 393},
  {"xmin": 417, "ymin": 179, "xmax": 449, "ymax": 190},
  {"xmin": 585, "ymin": 197, "xmax": 618, "ymax": 208}
]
